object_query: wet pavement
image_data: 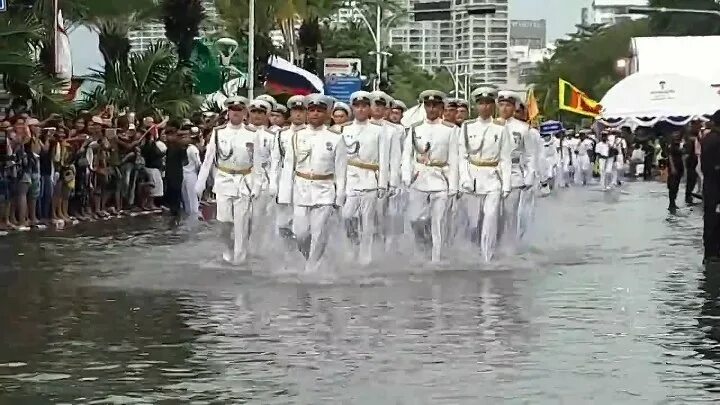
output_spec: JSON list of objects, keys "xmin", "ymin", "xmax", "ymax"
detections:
[{"xmin": 0, "ymin": 181, "xmax": 717, "ymax": 404}]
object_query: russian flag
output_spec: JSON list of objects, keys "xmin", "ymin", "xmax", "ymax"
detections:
[{"xmin": 264, "ymin": 56, "xmax": 324, "ymax": 96}]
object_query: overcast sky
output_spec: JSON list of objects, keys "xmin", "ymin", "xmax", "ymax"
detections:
[{"xmin": 69, "ymin": 0, "xmax": 594, "ymax": 76}]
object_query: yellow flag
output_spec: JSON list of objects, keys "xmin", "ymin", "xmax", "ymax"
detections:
[{"xmin": 526, "ymin": 88, "xmax": 540, "ymax": 123}]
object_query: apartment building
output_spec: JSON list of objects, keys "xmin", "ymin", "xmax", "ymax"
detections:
[
  {"xmin": 129, "ymin": 0, "xmax": 219, "ymax": 53},
  {"xmin": 388, "ymin": 0, "xmax": 510, "ymax": 86},
  {"xmin": 591, "ymin": 0, "xmax": 648, "ymax": 26}
]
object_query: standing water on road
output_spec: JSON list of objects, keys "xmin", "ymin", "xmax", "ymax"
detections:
[{"xmin": 0, "ymin": 182, "xmax": 717, "ymax": 403}]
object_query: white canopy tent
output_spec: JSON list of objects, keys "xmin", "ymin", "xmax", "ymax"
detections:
[{"xmin": 599, "ymin": 72, "xmax": 720, "ymax": 127}]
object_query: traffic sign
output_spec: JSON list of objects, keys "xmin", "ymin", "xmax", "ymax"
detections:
[{"xmin": 0, "ymin": 0, "xmax": 6, "ymax": 12}]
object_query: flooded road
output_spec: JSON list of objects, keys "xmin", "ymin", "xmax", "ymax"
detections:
[{"xmin": 1, "ymin": 181, "xmax": 717, "ymax": 404}]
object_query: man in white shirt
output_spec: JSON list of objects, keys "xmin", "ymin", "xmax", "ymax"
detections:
[
  {"xmin": 595, "ymin": 131, "xmax": 612, "ymax": 190},
  {"xmin": 195, "ymin": 96, "xmax": 262, "ymax": 264},
  {"xmin": 339, "ymin": 91, "xmax": 389, "ymax": 265},
  {"xmin": 270, "ymin": 95, "xmax": 306, "ymax": 241},
  {"xmin": 495, "ymin": 91, "xmax": 536, "ymax": 248},
  {"xmin": 458, "ymin": 87, "xmax": 512, "ymax": 262},
  {"xmin": 402, "ymin": 89, "xmax": 459, "ymax": 262},
  {"xmin": 280, "ymin": 94, "xmax": 348, "ymax": 272},
  {"xmin": 574, "ymin": 130, "xmax": 595, "ymax": 185}
]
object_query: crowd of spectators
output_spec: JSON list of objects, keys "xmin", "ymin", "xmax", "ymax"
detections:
[{"xmin": 0, "ymin": 107, "xmax": 220, "ymax": 231}]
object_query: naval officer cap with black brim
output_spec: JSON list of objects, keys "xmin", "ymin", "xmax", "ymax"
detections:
[
  {"xmin": 333, "ymin": 101, "xmax": 352, "ymax": 115},
  {"xmin": 350, "ymin": 90, "xmax": 372, "ymax": 105},
  {"xmin": 496, "ymin": 90, "xmax": 521, "ymax": 106},
  {"xmin": 248, "ymin": 99, "xmax": 272, "ymax": 113},
  {"xmin": 305, "ymin": 94, "xmax": 333, "ymax": 110},
  {"xmin": 456, "ymin": 99, "xmax": 469, "ymax": 109},
  {"xmin": 390, "ymin": 99, "xmax": 408, "ymax": 111},
  {"xmin": 369, "ymin": 90, "xmax": 393, "ymax": 106},
  {"xmin": 418, "ymin": 89, "xmax": 447, "ymax": 105},
  {"xmin": 471, "ymin": 86, "xmax": 498, "ymax": 103},
  {"xmin": 272, "ymin": 103, "xmax": 288, "ymax": 114},
  {"xmin": 255, "ymin": 94, "xmax": 277, "ymax": 106},
  {"xmin": 287, "ymin": 95, "xmax": 306, "ymax": 110},
  {"xmin": 224, "ymin": 95, "xmax": 250, "ymax": 109}
]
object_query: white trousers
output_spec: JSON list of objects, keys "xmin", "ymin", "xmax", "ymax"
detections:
[
  {"xmin": 293, "ymin": 205, "xmax": 334, "ymax": 272},
  {"xmin": 501, "ymin": 188, "xmax": 522, "ymax": 247},
  {"xmin": 464, "ymin": 192, "xmax": 501, "ymax": 262},
  {"xmin": 407, "ymin": 190, "xmax": 448, "ymax": 262},
  {"xmin": 276, "ymin": 203, "xmax": 293, "ymax": 231},
  {"xmin": 598, "ymin": 158, "xmax": 610, "ymax": 188},
  {"xmin": 574, "ymin": 155, "xmax": 591, "ymax": 185},
  {"xmin": 182, "ymin": 172, "xmax": 199, "ymax": 217},
  {"xmin": 517, "ymin": 187, "xmax": 535, "ymax": 242},
  {"xmin": 341, "ymin": 190, "xmax": 377, "ymax": 265},
  {"xmin": 216, "ymin": 194, "xmax": 253, "ymax": 263}
]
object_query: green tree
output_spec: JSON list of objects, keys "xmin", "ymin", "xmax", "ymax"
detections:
[
  {"xmin": 648, "ymin": 0, "xmax": 720, "ymax": 36},
  {"xmin": 163, "ymin": 0, "xmax": 206, "ymax": 65},
  {"xmin": 531, "ymin": 20, "xmax": 650, "ymax": 122},
  {"xmin": 81, "ymin": 43, "xmax": 200, "ymax": 119}
]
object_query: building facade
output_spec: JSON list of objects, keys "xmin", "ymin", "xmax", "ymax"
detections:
[
  {"xmin": 590, "ymin": 0, "xmax": 648, "ymax": 26},
  {"xmin": 129, "ymin": 0, "xmax": 219, "ymax": 53},
  {"xmin": 510, "ymin": 19, "xmax": 546, "ymax": 50},
  {"xmin": 388, "ymin": 0, "xmax": 510, "ymax": 86}
]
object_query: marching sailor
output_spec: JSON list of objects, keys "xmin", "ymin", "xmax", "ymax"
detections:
[
  {"xmin": 574, "ymin": 129, "xmax": 595, "ymax": 185},
  {"xmin": 496, "ymin": 90, "xmax": 536, "ymax": 247},
  {"xmin": 339, "ymin": 90, "xmax": 389, "ymax": 264},
  {"xmin": 270, "ymin": 95, "xmax": 306, "ymax": 240},
  {"xmin": 459, "ymin": 87, "xmax": 512, "ymax": 262},
  {"xmin": 595, "ymin": 130, "xmax": 612, "ymax": 189},
  {"xmin": 195, "ymin": 96, "xmax": 262, "ymax": 263},
  {"xmin": 247, "ymin": 99, "xmax": 276, "ymax": 227},
  {"xmin": 388, "ymin": 100, "xmax": 407, "ymax": 126},
  {"xmin": 608, "ymin": 128, "xmax": 627, "ymax": 187},
  {"xmin": 538, "ymin": 122, "xmax": 561, "ymax": 192},
  {"xmin": 558, "ymin": 130, "xmax": 578, "ymax": 187},
  {"xmin": 281, "ymin": 94, "xmax": 347, "ymax": 272},
  {"xmin": 369, "ymin": 91, "xmax": 403, "ymax": 246},
  {"xmin": 332, "ymin": 102, "xmax": 352, "ymax": 126},
  {"xmin": 443, "ymin": 98, "xmax": 459, "ymax": 125},
  {"xmin": 402, "ymin": 90, "xmax": 459, "ymax": 262},
  {"xmin": 455, "ymin": 99, "xmax": 470, "ymax": 126},
  {"xmin": 514, "ymin": 101, "xmax": 542, "ymax": 241},
  {"xmin": 269, "ymin": 103, "xmax": 288, "ymax": 131}
]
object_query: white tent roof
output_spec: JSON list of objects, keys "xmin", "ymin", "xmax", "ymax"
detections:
[
  {"xmin": 600, "ymin": 72, "xmax": 720, "ymax": 126},
  {"xmin": 631, "ymin": 36, "xmax": 720, "ymax": 85}
]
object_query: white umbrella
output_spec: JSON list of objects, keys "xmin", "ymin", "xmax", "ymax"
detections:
[{"xmin": 600, "ymin": 72, "xmax": 720, "ymax": 126}]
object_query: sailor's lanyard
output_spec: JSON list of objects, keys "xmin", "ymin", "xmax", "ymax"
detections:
[
  {"xmin": 463, "ymin": 123, "xmax": 490, "ymax": 158},
  {"xmin": 215, "ymin": 127, "xmax": 253, "ymax": 197}
]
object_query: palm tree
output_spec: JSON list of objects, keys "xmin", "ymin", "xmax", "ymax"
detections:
[
  {"xmin": 163, "ymin": 0, "xmax": 206, "ymax": 65},
  {"xmin": 81, "ymin": 42, "xmax": 200, "ymax": 118}
]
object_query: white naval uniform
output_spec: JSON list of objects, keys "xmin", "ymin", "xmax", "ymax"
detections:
[
  {"xmin": 574, "ymin": 138, "xmax": 594, "ymax": 185},
  {"xmin": 196, "ymin": 123, "xmax": 262, "ymax": 263},
  {"xmin": 402, "ymin": 118, "xmax": 459, "ymax": 262},
  {"xmin": 270, "ymin": 124, "xmax": 303, "ymax": 235},
  {"xmin": 558, "ymin": 137, "xmax": 579, "ymax": 187},
  {"xmin": 250, "ymin": 125, "xmax": 277, "ymax": 238},
  {"xmin": 373, "ymin": 118, "xmax": 404, "ymax": 245},
  {"xmin": 339, "ymin": 119, "xmax": 389, "ymax": 265},
  {"xmin": 182, "ymin": 143, "xmax": 201, "ymax": 217},
  {"xmin": 499, "ymin": 117, "xmax": 536, "ymax": 247},
  {"xmin": 540, "ymin": 138, "xmax": 559, "ymax": 185},
  {"xmin": 458, "ymin": 117, "xmax": 512, "ymax": 262},
  {"xmin": 595, "ymin": 140, "xmax": 611, "ymax": 189},
  {"xmin": 281, "ymin": 124, "xmax": 347, "ymax": 272},
  {"xmin": 518, "ymin": 126, "xmax": 542, "ymax": 241},
  {"xmin": 609, "ymin": 135, "xmax": 627, "ymax": 185}
]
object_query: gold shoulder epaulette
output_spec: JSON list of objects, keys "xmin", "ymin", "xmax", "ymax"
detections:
[{"xmin": 442, "ymin": 120, "xmax": 455, "ymax": 128}]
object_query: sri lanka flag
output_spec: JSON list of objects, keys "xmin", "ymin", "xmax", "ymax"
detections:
[
  {"xmin": 264, "ymin": 56, "xmax": 324, "ymax": 96},
  {"xmin": 558, "ymin": 78, "xmax": 601, "ymax": 118}
]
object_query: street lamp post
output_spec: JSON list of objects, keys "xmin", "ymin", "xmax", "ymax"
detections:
[
  {"xmin": 352, "ymin": 4, "xmax": 496, "ymax": 91},
  {"xmin": 248, "ymin": 0, "xmax": 255, "ymax": 99}
]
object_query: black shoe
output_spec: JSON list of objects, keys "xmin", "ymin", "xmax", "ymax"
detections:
[{"xmin": 668, "ymin": 205, "xmax": 678, "ymax": 215}]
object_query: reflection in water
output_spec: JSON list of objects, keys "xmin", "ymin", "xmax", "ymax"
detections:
[{"xmin": 0, "ymin": 182, "xmax": 716, "ymax": 403}]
